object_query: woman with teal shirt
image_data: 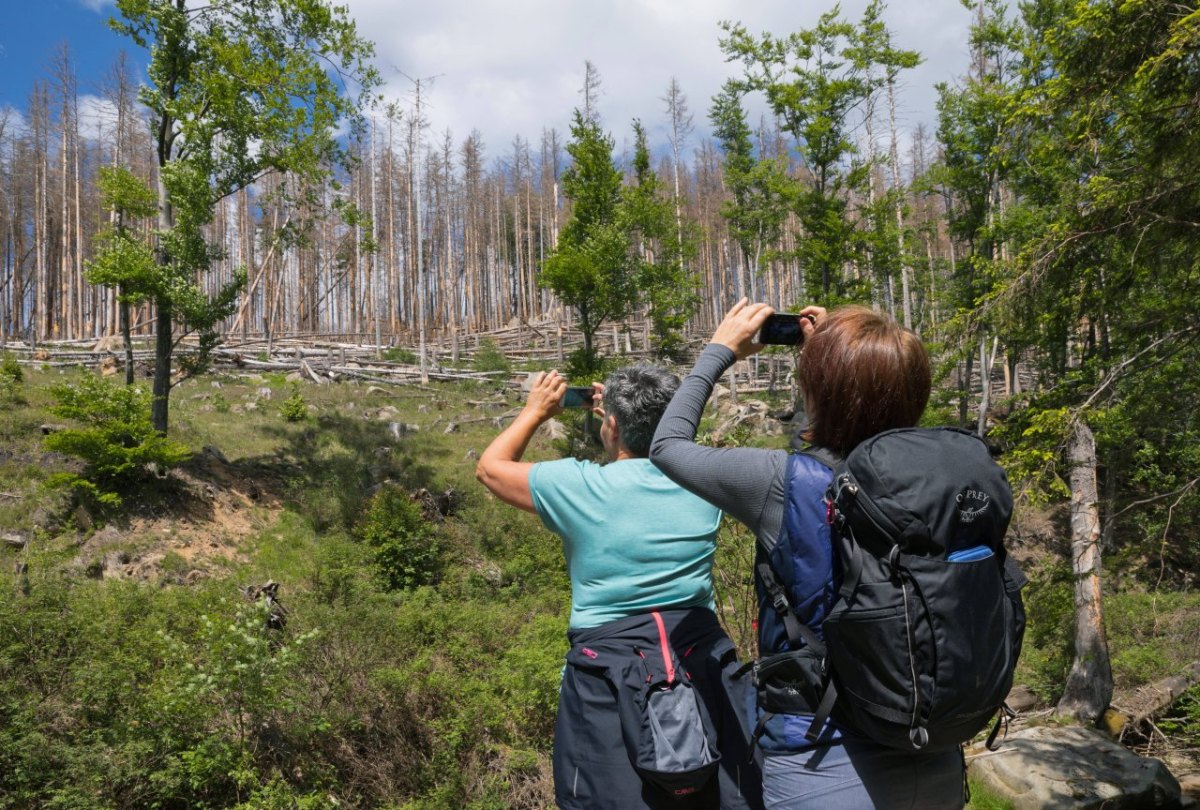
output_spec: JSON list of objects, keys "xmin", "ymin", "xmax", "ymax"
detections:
[{"xmin": 476, "ymin": 364, "xmax": 761, "ymax": 810}]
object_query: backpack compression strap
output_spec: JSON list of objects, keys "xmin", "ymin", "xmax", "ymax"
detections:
[{"xmin": 755, "ymin": 560, "xmax": 838, "ymax": 743}]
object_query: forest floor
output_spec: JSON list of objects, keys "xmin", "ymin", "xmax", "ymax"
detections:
[{"xmin": 1, "ymin": 362, "xmax": 1199, "ymax": 808}]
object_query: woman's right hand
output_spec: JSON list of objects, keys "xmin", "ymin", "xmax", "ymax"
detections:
[
  {"xmin": 523, "ymin": 370, "xmax": 568, "ymax": 422},
  {"xmin": 711, "ymin": 297, "xmax": 775, "ymax": 360}
]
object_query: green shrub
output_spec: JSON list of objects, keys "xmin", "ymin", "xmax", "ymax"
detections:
[
  {"xmin": 279, "ymin": 387, "xmax": 308, "ymax": 423},
  {"xmin": 212, "ymin": 391, "xmax": 232, "ymax": 413},
  {"xmin": 0, "ymin": 352, "xmax": 23, "ymax": 383},
  {"xmin": 355, "ymin": 485, "xmax": 442, "ymax": 590},
  {"xmin": 42, "ymin": 374, "xmax": 191, "ymax": 508},
  {"xmin": 473, "ymin": 338, "xmax": 511, "ymax": 374},
  {"xmin": 0, "ymin": 353, "xmax": 23, "ymax": 405},
  {"xmin": 383, "ymin": 346, "xmax": 418, "ymax": 364}
]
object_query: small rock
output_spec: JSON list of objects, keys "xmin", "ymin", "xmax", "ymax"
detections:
[
  {"xmin": 539, "ymin": 418, "xmax": 568, "ymax": 441},
  {"xmin": 200, "ymin": 445, "xmax": 229, "ymax": 464},
  {"xmin": 443, "ymin": 422, "xmax": 459, "ymax": 434},
  {"xmin": 90, "ymin": 526, "xmax": 122, "ymax": 545},
  {"xmin": 244, "ymin": 401, "xmax": 258, "ymax": 411},
  {"xmin": 40, "ymin": 423, "xmax": 68, "ymax": 435},
  {"xmin": 74, "ymin": 504, "xmax": 94, "ymax": 532},
  {"xmin": 417, "ymin": 404, "xmax": 429, "ymax": 414},
  {"xmin": 388, "ymin": 422, "xmax": 419, "ymax": 440},
  {"xmin": 257, "ymin": 387, "xmax": 273, "ymax": 400},
  {"xmin": 211, "ymin": 380, "xmax": 223, "ymax": 389},
  {"xmin": 2, "ymin": 533, "xmax": 27, "ymax": 550},
  {"xmin": 464, "ymin": 448, "xmax": 478, "ymax": 461},
  {"xmin": 376, "ymin": 406, "xmax": 400, "ymax": 421},
  {"xmin": 367, "ymin": 386, "xmax": 388, "ymax": 396},
  {"xmin": 285, "ymin": 372, "xmax": 303, "ymax": 383},
  {"xmin": 1006, "ymin": 684, "xmax": 1040, "ymax": 713}
]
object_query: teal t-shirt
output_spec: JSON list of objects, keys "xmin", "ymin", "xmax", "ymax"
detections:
[{"xmin": 529, "ymin": 457, "xmax": 722, "ymax": 631}]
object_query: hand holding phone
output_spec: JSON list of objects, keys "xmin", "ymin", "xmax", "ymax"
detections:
[
  {"xmin": 560, "ymin": 386, "xmax": 595, "ymax": 408},
  {"xmin": 758, "ymin": 313, "xmax": 816, "ymax": 346}
]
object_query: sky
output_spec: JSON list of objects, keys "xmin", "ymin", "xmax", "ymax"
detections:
[{"xmin": 0, "ymin": 0, "xmax": 978, "ymax": 163}]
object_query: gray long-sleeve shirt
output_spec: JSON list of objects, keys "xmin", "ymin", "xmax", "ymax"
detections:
[{"xmin": 649, "ymin": 344, "xmax": 789, "ymax": 548}]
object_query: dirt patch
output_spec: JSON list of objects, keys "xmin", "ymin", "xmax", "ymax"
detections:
[{"xmin": 71, "ymin": 448, "xmax": 289, "ymax": 583}]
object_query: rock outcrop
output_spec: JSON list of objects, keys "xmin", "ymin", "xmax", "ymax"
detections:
[{"xmin": 969, "ymin": 725, "xmax": 1181, "ymax": 809}]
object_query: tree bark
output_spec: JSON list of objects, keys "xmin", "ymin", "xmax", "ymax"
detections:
[{"xmin": 1056, "ymin": 419, "xmax": 1115, "ymax": 725}]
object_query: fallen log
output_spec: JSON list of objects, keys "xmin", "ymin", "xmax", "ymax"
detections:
[{"xmin": 1110, "ymin": 660, "xmax": 1200, "ymax": 734}]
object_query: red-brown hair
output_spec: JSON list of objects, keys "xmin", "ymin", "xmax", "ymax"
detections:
[{"xmin": 797, "ymin": 306, "xmax": 931, "ymax": 455}]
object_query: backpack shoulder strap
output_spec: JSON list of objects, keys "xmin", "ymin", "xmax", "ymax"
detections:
[{"xmin": 793, "ymin": 442, "xmax": 842, "ymax": 472}]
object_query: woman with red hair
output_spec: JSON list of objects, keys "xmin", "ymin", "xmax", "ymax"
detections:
[{"xmin": 650, "ymin": 300, "xmax": 962, "ymax": 809}]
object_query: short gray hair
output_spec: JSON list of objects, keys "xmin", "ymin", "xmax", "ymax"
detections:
[{"xmin": 602, "ymin": 364, "xmax": 680, "ymax": 456}]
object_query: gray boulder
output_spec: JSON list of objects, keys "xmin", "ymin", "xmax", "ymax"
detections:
[{"xmin": 969, "ymin": 725, "xmax": 1181, "ymax": 809}]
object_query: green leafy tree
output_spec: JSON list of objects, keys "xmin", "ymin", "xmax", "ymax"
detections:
[
  {"xmin": 86, "ymin": 165, "xmax": 158, "ymax": 386},
  {"xmin": 110, "ymin": 0, "xmax": 379, "ymax": 433},
  {"xmin": 709, "ymin": 80, "xmax": 789, "ymax": 302},
  {"xmin": 721, "ymin": 4, "xmax": 895, "ymax": 303},
  {"xmin": 624, "ymin": 120, "xmax": 697, "ymax": 358},
  {"xmin": 848, "ymin": 1, "xmax": 922, "ymax": 319},
  {"xmin": 540, "ymin": 109, "xmax": 637, "ymax": 375}
]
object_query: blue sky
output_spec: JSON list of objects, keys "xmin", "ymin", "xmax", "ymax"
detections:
[
  {"xmin": 0, "ymin": 0, "xmax": 976, "ymax": 162},
  {"xmin": 0, "ymin": 1, "xmax": 138, "ymax": 110}
]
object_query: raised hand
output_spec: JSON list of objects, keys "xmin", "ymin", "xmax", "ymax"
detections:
[{"xmin": 711, "ymin": 298, "xmax": 775, "ymax": 361}]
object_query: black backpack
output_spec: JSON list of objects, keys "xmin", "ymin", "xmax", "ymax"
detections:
[{"xmin": 753, "ymin": 427, "xmax": 1026, "ymax": 751}]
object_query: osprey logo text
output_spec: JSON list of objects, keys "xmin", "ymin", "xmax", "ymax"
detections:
[{"xmin": 956, "ymin": 488, "xmax": 992, "ymax": 523}]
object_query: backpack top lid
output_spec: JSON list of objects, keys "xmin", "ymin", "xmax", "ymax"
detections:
[{"xmin": 838, "ymin": 427, "xmax": 1013, "ymax": 555}]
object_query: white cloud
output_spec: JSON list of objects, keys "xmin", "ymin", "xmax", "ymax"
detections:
[
  {"xmin": 76, "ymin": 0, "xmax": 115, "ymax": 12},
  {"xmin": 345, "ymin": 0, "xmax": 974, "ymax": 165},
  {"xmin": 0, "ymin": 105, "xmax": 29, "ymax": 137},
  {"xmin": 77, "ymin": 94, "xmax": 118, "ymax": 142}
]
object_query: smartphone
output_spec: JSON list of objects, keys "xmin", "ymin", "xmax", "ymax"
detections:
[
  {"xmin": 560, "ymin": 386, "xmax": 595, "ymax": 408},
  {"xmin": 758, "ymin": 313, "xmax": 814, "ymax": 346}
]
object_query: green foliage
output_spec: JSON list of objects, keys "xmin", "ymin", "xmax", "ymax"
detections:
[
  {"xmin": 355, "ymin": 485, "xmax": 442, "ymax": 591},
  {"xmin": 540, "ymin": 108, "xmax": 638, "ymax": 371},
  {"xmin": 0, "ymin": 354, "xmax": 23, "ymax": 406},
  {"xmin": 42, "ymin": 374, "xmax": 191, "ymax": 508},
  {"xmin": 624, "ymin": 120, "xmax": 698, "ymax": 358},
  {"xmin": 279, "ymin": 387, "xmax": 308, "ymax": 423},
  {"xmin": 1, "ymin": 353, "xmax": 24, "ymax": 384},
  {"xmin": 473, "ymin": 338, "xmax": 511, "ymax": 374},
  {"xmin": 720, "ymin": 1, "xmax": 918, "ymax": 304},
  {"xmin": 966, "ymin": 777, "xmax": 1015, "ymax": 810},
  {"xmin": 383, "ymin": 346, "xmax": 419, "ymax": 364},
  {"xmin": 1157, "ymin": 684, "xmax": 1200, "ymax": 747},
  {"xmin": 109, "ymin": 0, "xmax": 378, "ymax": 432}
]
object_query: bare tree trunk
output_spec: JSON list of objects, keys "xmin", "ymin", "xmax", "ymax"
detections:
[{"xmin": 1056, "ymin": 419, "xmax": 1114, "ymax": 725}]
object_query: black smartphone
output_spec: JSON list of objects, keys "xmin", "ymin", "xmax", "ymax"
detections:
[
  {"xmin": 758, "ymin": 313, "xmax": 813, "ymax": 346},
  {"xmin": 560, "ymin": 386, "xmax": 595, "ymax": 408}
]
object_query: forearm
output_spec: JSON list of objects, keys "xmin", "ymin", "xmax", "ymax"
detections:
[
  {"xmin": 479, "ymin": 411, "xmax": 542, "ymax": 465},
  {"xmin": 650, "ymin": 345, "xmax": 783, "ymax": 533},
  {"xmin": 651, "ymin": 343, "xmax": 735, "ymax": 451},
  {"xmin": 475, "ymin": 411, "xmax": 543, "ymax": 513}
]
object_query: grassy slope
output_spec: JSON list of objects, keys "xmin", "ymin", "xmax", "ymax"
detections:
[{"xmin": 0, "ymin": 365, "xmax": 1197, "ymax": 808}]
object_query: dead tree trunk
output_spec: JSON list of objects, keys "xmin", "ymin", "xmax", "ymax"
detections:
[{"xmin": 1056, "ymin": 419, "xmax": 1114, "ymax": 725}]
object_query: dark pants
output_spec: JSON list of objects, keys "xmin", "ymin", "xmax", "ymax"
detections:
[{"xmin": 553, "ymin": 608, "xmax": 764, "ymax": 810}]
